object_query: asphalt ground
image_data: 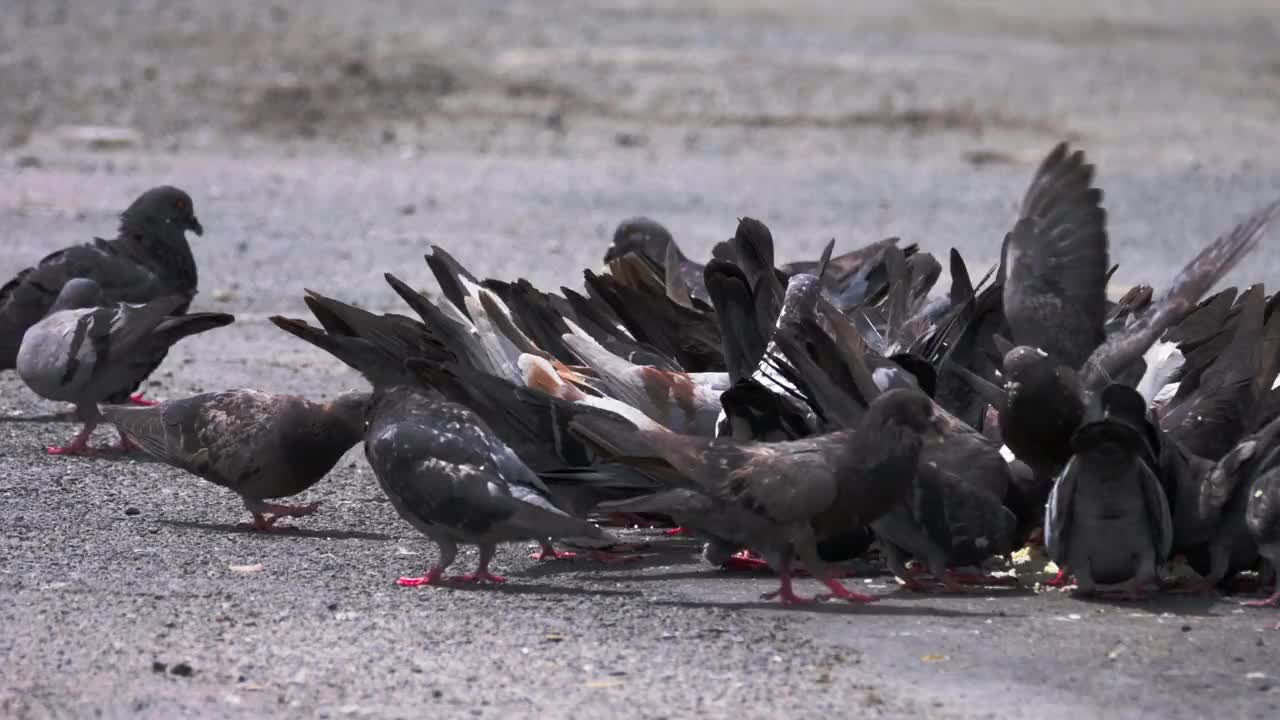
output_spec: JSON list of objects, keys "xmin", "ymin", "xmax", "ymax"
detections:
[{"xmin": 2, "ymin": 1, "xmax": 1280, "ymax": 718}]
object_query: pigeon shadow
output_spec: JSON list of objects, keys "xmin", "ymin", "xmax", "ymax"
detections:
[
  {"xmin": 518, "ymin": 548, "xmax": 704, "ymax": 578},
  {"xmin": 160, "ymin": 519, "xmax": 396, "ymax": 542},
  {"xmin": 652, "ymin": 597, "xmax": 1000, "ymax": 618},
  {"xmin": 0, "ymin": 412, "xmax": 74, "ymax": 423},
  {"xmin": 887, "ymin": 584, "xmax": 1038, "ymax": 600},
  {"xmin": 1068, "ymin": 591, "xmax": 1225, "ymax": 616},
  {"xmin": 418, "ymin": 581, "xmax": 642, "ymax": 600},
  {"xmin": 66, "ymin": 452, "xmax": 166, "ymax": 465}
]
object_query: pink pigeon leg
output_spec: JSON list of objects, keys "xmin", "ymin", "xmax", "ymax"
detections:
[
  {"xmin": 1242, "ymin": 591, "xmax": 1280, "ymax": 609},
  {"xmin": 816, "ymin": 576, "xmax": 880, "ymax": 604},
  {"xmin": 457, "ymin": 545, "xmax": 506, "ymax": 584},
  {"xmin": 529, "ymin": 540, "xmax": 577, "ymax": 561},
  {"xmin": 761, "ymin": 572, "xmax": 815, "ymax": 605},
  {"xmin": 397, "ymin": 566, "xmax": 448, "ymax": 587},
  {"xmin": 47, "ymin": 423, "xmax": 98, "ymax": 456},
  {"xmin": 721, "ymin": 549, "xmax": 771, "ymax": 572},
  {"xmin": 129, "ymin": 393, "xmax": 159, "ymax": 407}
]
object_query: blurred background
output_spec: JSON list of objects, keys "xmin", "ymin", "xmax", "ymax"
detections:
[{"xmin": 2, "ymin": 0, "xmax": 1279, "ymax": 302}]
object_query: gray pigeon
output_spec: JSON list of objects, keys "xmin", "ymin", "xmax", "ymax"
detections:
[
  {"xmin": 0, "ymin": 187, "xmax": 204, "ymax": 401},
  {"xmin": 100, "ymin": 389, "xmax": 369, "ymax": 530},
  {"xmin": 1045, "ymin": 384, "xmax": 1174, "ymax": 600},
  {"xmin": 572, "ymin": 388, "xmax": 945, "ymax": 604},
  {"xmin": 1244, "ymin": 429, "xmax": 1280, "ymax": 611},
  {"xmin": 365, "ymin": 386, "xmax": 613, "ymax": 586},
  {"xmin": 16, "ymin": 281, "xmax": 233, "ymax": 455}
]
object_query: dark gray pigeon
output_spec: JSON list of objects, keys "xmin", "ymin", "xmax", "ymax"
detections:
[
  {"xmin": 365, "ymin": 386, "xmax": 613, "ymax": 586},
  {"xmin": 16, "ymin": 281, "xmax": 233, "ymax": 454},
  {"xmin": 572, "ymin": 388, "xmax": 944, "ymax": 604},
  {"xmin": 1045, "ymin": 384, "xmax": 1173, "ymax": 600},
  {"xmin": 0, "ymin": 187, "xmax": 204, "ymax": 405},
  {"xmin": 100, "ymin": 389, "xmax": 368, "ymax": 530},
  {"xmin": 1245, "ymin": 455, "xmax": 1280, "ymax": 611}
]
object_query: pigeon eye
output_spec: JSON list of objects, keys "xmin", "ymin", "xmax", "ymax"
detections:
[{"xmin": 174, "ymin": 197, "xmax": 188, "ymax": 211}]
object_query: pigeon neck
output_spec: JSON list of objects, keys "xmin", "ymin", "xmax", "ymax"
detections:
[{"xmin": 117, "ymin": 217, "xmax": 199, "ymax": 293}]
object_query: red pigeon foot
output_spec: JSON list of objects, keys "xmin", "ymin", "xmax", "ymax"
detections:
[
  {"xmin": 47, "ymin": 443, "xmax": 97, "ymax": 456},
  {"xmin": 1045, "ymin": 568, "xmax": 1073, "ymax": 587},
  {"xmin": 47, "ymin": 425, "xmax": 97, "ymax": 456},
  {"xmin": 1242, "ymin": 591, "xmax": 1280, "ymax": 608},
  {"xmin": 761, "ymin": 575, "xmax": 815, "ymax": 605},
  {"xmin": 129, "ymin": 394, "xmax": 160, "ymax": 407},
  {"xmin": 529, "ymin": 546, "xmax": 577, "ymax": 561},
  {"xmin": 721, "ymin": 550, "xmax": 770, "ymax": 572},
  {"xmin": 457, "ymin": 570, "xmax": 507, "ymax": 584},
  {"xmin": 397, "ymin": 567, "xmax": 449, "ymax": 587},
  {"xmin": 664, "ymin": 526, "xmax": 689, "ymax": 537},
  {"xmin": 816, "ymin": 578, "xmax": 879, "ymax": 604}
]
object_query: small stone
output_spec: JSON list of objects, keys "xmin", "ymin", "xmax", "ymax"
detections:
[
  {"xmin": 614, "ymin": 132, "xmax": 647, "ymax": 148},
  {"xmin": 1181, "ymin": 625, "xmax": 1192, "ymax": 632},
  {"xmin": 152, "ymin": 661, "xmax": 167, "ymax": 673},
  {"xmin": 124, "ymin": 507, "xmax": 141, "ymax": 516},
  {"xmin": 57, "ymin": 125, "xmax": 143, "ymax": 151},
  {"xmin": 399, "ymin": 204, "xmax": 416, "ymax": 216},
  {"xmin": 170, "ymin": 662, "xmax": 194, "ymax": 678},
  {"xmin": 327, "ymin": 602, "xmax": 339, "ymax": 611},
  {"xmin": 431, "ymin": 690, "xmax": 443, "ymax": 699},
  {"xmin": 15, "ymin": 155, "xmax": 42, "ymax": 169}
]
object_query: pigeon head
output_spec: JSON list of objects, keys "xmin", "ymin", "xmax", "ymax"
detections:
[
  {"xmin": 48, "ymin": 278, "xmax": 104, "ymax": 313},
  {"xmin": 121, "ymin": 186, "xmax": 203, "ymax": 238},
  {"xmin": 870, "ymin": 388, "xmax": 944, "ymax": 437},
  {"xmin": 776, "ymin": 273, "xmax": 821, "ymax": 327},
  {"xmin": 605, "ymin": 216, "xmax": 674, "ymax": 264},
  {"xmin": 1001, "ymin": 345, "xmax": 1056, "ymax": 389},
  {"xmin": 328, "ymin": 390, "xmax": 373, "ymax": 433}
]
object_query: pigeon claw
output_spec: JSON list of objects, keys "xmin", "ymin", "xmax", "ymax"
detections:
[
  {"xmin": 721, "ymin": 550, "xmax": 771, "ymax": 572},
  {"xmin": 529, "ymin": 548, "xmax": 578, "ymax": 561},
  {"xmin": 457, "ymin": 570, "xmax": 506, "ymax": 584},
  {"xmin": 816, "ymin": 578, "xmax": 879, "ymax": 604},
  {"xmin": 1242, "ymin": 591, "xmax": 1280, "ymax": 609},
  {"xmin": 761, "ymin": 576, "xmax": 816, "ymax": 605},
  {"xmin": 1044, "ymin": 568, "xmax": 1073, "ymax": 588},
  {"xmin": 46, "ymin": 444, "xmax": 97, "ymax": 456},
  {"xmin": 663, "ymin": 526, "xmax": 689, "ymax": 537},
  {"xmin": 129, "ymin": 393, "xmax": 160, "ymax": 407},
  {"xmin": 397, "ymin": 567, "xmax": 448, "ymax": 587}
]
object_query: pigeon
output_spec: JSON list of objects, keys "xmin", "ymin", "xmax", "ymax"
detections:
[
  {"xmin": 571, "ymin": 388, "xmax": 945, "ymax": 604},
  {"xmin": 1002, "ymin": 142, "xmax": 1109, "ymax": 370},
  {"xmin": 100, "ymin": 389, "xmax": 369, "ymax": 530},
  {"xmin": 1245, "ymin": 450, "xmax": 1280, "ymax": 610},
  {"xmin": 1003, "ymin": 196, "xmax": 1279, "ymax": 527},
  {"xmin": 365, "ymin": 385, "xmax": 613, "ymax": 586},
  {"xmin": 1045, "ymin": 384, "xmax": 1174, "ymax": 600},
  {"xmin": 605, "ymin": 216, "xmax": 710, "ymax": 306},
  {"xmin": 16, "ymin": 280, "xmax": 234, "ymax": 455},
  {"xmin": 1166, "ymin": 414, "xmax": 1280, "ymax": 594},
  {"xmin": 0, "ymin": 186, "xmax": 204, "ymax": 405}
]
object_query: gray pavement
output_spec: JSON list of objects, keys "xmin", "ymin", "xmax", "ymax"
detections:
[{"xmin": 2, "ymin": 1, "xmax": 1280, "ymax": 718}]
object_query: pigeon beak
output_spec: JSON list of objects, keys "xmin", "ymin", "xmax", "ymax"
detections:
[
  {"xmin": 928, "ymin": 415, "xmax": 948, "ymax": 437},
  {"xmin": 188, "ymin": 216, "xmax": 204, "ymax": 237}
]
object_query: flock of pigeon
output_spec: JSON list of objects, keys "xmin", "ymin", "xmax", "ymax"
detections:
[{"xmin": 5, "ymin": 143, "xmax": 1280, "ymax": 616}]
